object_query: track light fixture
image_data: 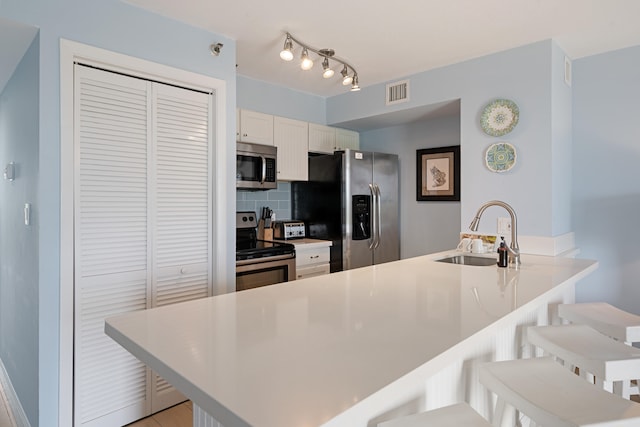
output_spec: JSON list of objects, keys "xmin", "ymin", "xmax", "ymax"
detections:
[
  {"xmin": 322, "ymin": 57, "xmax": 334, "ymax": 78},
  {"xmin": 340, "ymin": 65, "xmax": 352, "ymax": 86},
  {"xmin": 280, "ymin": 35, "xmax": 294, "ymax": 61},
  {"xmin": 279, "ymin": 32, "xmax": 360, "ymax": 92},
  {"xmin": 300, "ymin": 48, "xmax": 314, "ymax": 70}
]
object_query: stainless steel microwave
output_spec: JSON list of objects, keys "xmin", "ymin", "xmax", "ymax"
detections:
[{"xmin": 236, "ymin": 141, "xmax": 277, "ymax": 190}]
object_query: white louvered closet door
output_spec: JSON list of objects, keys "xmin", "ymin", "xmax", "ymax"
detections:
[
  {"xmin": 74, "ymin": 66, "xmax": 151, "ymax": 427},
  {"xmin": 74, "ymin": 65, "xmax": 213, "ymax": 426},
  {"xmin": 149, "ymin": 83, "xmax": 213, "ymax": 412}
]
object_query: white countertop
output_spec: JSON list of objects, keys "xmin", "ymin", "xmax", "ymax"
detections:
[{"xmin": 105, "ymin": 251, "xmax": 597, "ymax": 427}]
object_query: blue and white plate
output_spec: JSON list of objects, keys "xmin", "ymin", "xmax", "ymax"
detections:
[
  {"xmin": 485, "ymin": 142, "xmax": 517, "ymax": 173},
  {"xmin": 480, "ymin": 99, "xmax": 519, "ymax": 137}
]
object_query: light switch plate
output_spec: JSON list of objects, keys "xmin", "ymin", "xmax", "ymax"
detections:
[
  {"xmin": 497, "ymin": 217, "xmax": 511, "ymax": 234},
  {"xmin": 4, "ymin": 162, "xmax": 15, "ymax": 181}
]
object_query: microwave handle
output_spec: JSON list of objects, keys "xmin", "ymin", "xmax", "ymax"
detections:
[{"xmin": 260, "ymin": 156, "xmax": 266, "ymax": 183}]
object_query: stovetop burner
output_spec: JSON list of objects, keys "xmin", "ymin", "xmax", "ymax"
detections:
[{"xmin": 236, "ymin": 211, "xmax": 295, "ymax": 261}]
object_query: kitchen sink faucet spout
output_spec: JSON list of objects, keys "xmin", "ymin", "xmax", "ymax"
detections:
[{"xmin": 469, "ymin": 200, "xmax": 521, "ymax": 266}]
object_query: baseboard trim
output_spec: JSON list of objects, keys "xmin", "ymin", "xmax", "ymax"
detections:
[
  {"xmin": 0, "ymin": 358, "xmax": 30, "ymax": 427},
  {"xmin": 518, "ymin": 232, "xmax": 577, "ymax": 257}
]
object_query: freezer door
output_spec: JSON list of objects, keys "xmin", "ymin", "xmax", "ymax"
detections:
[
  {"xmin": 372, "ymin": 152, "xmax": 400, "ymax": 265},
  {"xmin": 342, "ymin": 150, "xmax": 376, "ymax": 270}
]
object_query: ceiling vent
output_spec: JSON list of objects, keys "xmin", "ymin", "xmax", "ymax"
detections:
[{"xmin": 386, "ymin": 80, "xmax": 409, "ymax": 106}]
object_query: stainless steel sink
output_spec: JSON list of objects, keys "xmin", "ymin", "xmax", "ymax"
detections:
[{"xmin": 436, "ymin": 254, "xmax": 497, "ymax": 266}]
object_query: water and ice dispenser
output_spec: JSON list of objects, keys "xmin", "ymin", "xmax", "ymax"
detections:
[{"xmin": 352, "ymin": 195, "xmax": 371, "ymax": 240}]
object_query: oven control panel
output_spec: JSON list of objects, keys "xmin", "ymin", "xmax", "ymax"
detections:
[{"xmin": 237, "ymin": 211, "xmax": 258, "ymax": 228}]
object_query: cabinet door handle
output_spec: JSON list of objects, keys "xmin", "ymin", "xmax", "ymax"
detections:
[{"xmin": 310, "ymin": 255, "xmax": 319, "ymax": 259}]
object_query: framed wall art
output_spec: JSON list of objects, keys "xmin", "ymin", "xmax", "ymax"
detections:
[{"xmin": 416, "ymin": 145, "xmax": 460, "ymax": 201}]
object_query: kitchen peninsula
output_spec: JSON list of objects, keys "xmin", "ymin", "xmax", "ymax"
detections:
[{"xmin": 105, "ymin": 251, "xmax": 597, "ymax": 427}]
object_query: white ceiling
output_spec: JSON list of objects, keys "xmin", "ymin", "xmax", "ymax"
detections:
[{"xmin": 123, "ymin": 0, "xmax": 640, "ymax": 97}]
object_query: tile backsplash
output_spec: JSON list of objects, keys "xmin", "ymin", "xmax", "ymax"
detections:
[{"xmin": 236, "ymin": 182, "xmax": 292, "ymax": 221}]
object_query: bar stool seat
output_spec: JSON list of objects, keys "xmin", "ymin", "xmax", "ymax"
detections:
[
  {"xmin": 377, "ymin": 403, "xmax": 491, "ymax": 427},
  {"xmin": 527, "ymin": 324, "xmax": 640, "ymax": 396},
  {"xmin": 558, "ymin": 303, "xmax": 640, "ymax": 344},
  {"xmin": 479, "ymin": 357, "xmax": 640, "ymax": 427}
]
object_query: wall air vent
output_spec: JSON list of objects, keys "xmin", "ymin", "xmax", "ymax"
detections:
[{"xmin": 386, "ymin": 80, "xmax": 410, "ymax": 106}]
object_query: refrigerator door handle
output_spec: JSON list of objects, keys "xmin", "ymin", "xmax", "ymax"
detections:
[
  {"xmin": 368, "ymin": 183, "xmax": 377, "ymax": 250},
  {"xmin": 374, "ymin": 184, "xmax": 381, "ymax": 249}
]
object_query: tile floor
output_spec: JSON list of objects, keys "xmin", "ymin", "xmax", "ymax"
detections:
[
  {"xmin": 125, "ymin": 401, "xmax": 192, "ymax": 427},
  {"xmin": 0, "ymin": 382, "xmax": 16, "ymax": 427}
]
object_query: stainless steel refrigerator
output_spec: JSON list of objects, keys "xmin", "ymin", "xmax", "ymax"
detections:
[{"xmin": 292, "ymin": 149, "xmax": 399, "ymax": 272}]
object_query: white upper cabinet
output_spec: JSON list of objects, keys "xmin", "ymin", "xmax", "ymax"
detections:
[
  {"xmin": 274, "ymin": 116, "xmax": 309, "ymax": 181},
  {"xmin": 238, "ymin": 109, "xmax": 274, "ymax": 145},
  {"xmin": 308, "ymin": 123, "xmax": 336, "ymax": 154},
  {"xmin": 335, "ymin": 128, "xmax": 360, "ymax": 150},
  {"xmin": 309, "ymin": 124, "xmax": 360, "ymax": 153}
]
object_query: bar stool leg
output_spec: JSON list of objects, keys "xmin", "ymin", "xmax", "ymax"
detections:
[{"xmin": 492, "ymin": 398, "xmax": 505, "ymax": 427}]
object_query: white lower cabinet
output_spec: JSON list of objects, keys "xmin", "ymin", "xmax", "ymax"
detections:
[
  {"xmin": 297, "ymin": 263, "xmax": 331, "ymax": 280},
  {"xmin": 293, "ymin": 240, "xmax": 331, "ymax": 280}
]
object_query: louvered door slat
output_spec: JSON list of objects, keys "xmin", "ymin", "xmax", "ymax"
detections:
[{"xmin": 74, "ymin": 65, "xmax": 150, "ymax": 427}]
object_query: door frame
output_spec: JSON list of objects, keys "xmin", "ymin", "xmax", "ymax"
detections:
[{"xmin": 59, "ymin": 39, "xmax": 229, "ymax": 426}]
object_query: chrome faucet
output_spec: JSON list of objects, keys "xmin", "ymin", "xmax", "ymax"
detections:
[{"xmin": 469, "ymin": 200, "xmax": 521, "ymax": 266}]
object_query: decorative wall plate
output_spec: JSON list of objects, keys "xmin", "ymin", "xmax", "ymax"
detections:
[
  {"xmin": 485, "ymin": 142, "xmax": 517, "ymax": 173},
  {"xmin": 480, "ymin": 99, "xmax": 519, "ymax": 137}
]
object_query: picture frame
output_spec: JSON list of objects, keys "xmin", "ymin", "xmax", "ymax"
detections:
[{"xmin": 416, "ymin": 145, "xmax": 460, "ymax": 201}]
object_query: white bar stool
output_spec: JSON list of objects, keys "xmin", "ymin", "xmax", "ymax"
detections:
[
  {"xmin": 558, "ymin": 302, "xmax": 640, "ymax": 397},
  {"xmin": 479, "ymin": 357, "xmax": 640, "ymax": 427},
  {"xmin": 558, "ymin": 303, "xmax": 640, "ymax": 344},
  {"xmin": 377, "ymin": 403, "xmax": 491, "ymax": 427},
  {"xmin": 527, "ymin": 324, "xmax": 640, "ymax": 398}
]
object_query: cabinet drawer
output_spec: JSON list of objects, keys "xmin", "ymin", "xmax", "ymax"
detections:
[
  {"xmin": 296, "ymin": 264, "xmax": 330, "ymax": 280},
  {"xmin": 296, "ymin": 247, "xmax": 330, "ymax": 268}
]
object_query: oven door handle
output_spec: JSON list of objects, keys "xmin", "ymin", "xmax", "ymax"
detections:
[
  {"xmin": 236, "ymin": 253, "xmax": 295, "ymax": 266},
  {"xmin": 260, "ymin": 155, "xmax": 266, "ymax": 184}
]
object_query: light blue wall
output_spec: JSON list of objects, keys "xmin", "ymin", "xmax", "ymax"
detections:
[
  {"xmin": 1, "ymin": 0, "xmax": 238, "ymax": 424},
  {"xmin": 572, "ymin": 45, "xmax": 640, "ymax": 312},
  {"xmin": 237, "ymin": 75, "xmax": 326, "ymax": 123},
  {"xmin": 328, "ymin": 41, "xmax": 566, "ymax": 238},
  {"xmin": 362, "ymin": 115, "xmax": 461, "ymax": 258},
  {"xmin": 0, "ymin": 34, "xmax": 39, "ymax": 426}
]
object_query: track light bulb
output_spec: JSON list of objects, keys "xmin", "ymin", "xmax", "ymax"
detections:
[
  {"xmin": 280, "ymin": 36, "xmax": 294, "ymax": 61},
  {"xmin": 341, "ymin": 66, "xmax": 352, "ymax": 86},
  {"xmin": 300, "ymin": 48, "xmax": 314, "ymax": 70},
  {"xmin": 322, "ymin": 58, "xmax": 334, "ymax": 78},
  {"xmin": 350, "ymin": 74, "xmax": 360, "ymax": 91}
]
